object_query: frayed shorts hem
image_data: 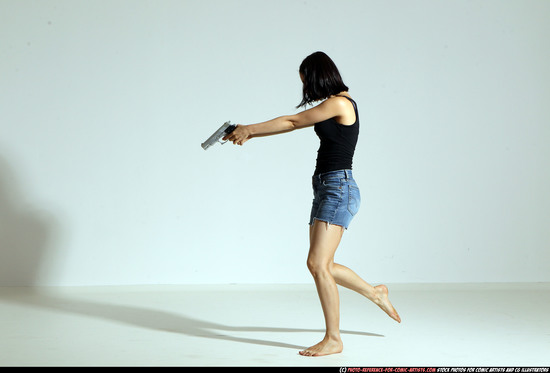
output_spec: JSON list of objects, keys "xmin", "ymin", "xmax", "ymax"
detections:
[{"xmin": 309, "ymin": 218, "xmax": 347, "ymax": 230}]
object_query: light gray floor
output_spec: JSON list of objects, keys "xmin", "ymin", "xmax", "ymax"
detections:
[{"xmin": 0, "ymin": 283, "xmax": 549, "ymax": 367}]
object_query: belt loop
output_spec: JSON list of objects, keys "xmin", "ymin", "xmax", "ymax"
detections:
[{"xmin": 344, "ymin": 170, "xmax": 350, "ymax": 180}]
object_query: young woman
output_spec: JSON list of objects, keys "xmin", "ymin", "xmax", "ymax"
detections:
[{"xmin": 224, "ymin": 51, "xmax": 401, "ymax": 357}]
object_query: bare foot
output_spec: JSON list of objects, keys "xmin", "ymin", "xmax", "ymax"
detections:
[
  {"xmin": 374, "ymin": 284, "xmax": 401, "ymax": 323},
  {"xmin": 299, "ymin": 336, "xmax": 343, "ymax": 357}
]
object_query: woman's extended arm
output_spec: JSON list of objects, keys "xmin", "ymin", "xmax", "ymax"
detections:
[{"xmin": 223, "ymin": 96, "xmax": 352, "ymax": 146}]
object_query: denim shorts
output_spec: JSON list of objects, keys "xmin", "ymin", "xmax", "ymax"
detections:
[{"xmin": 309, "ymin": 169, "xmax": 361, "ymax": 229}]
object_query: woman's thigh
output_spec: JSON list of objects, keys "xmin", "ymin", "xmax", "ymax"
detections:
[{"xmin": 308, "ymin": 220, "xmax": 345, "ymax": 267}]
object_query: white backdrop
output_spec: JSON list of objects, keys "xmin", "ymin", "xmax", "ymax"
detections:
[{"xmin": 1, "ymin": 0, "xmax": 549, "ymax": 286}]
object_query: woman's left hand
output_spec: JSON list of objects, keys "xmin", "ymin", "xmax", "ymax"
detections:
[{"xmin": 223, "ymin": 124, "xmax": 251, "ymax": 146}]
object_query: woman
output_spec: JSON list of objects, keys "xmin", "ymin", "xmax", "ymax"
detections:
[{"xmin": 224, "ymin": 51, "xmax": 401, "ymax": 357}]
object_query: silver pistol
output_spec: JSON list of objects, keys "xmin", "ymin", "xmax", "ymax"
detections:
[{"xmin": 201, "ymin": 121, "xmax": 237, "ymax": 150}]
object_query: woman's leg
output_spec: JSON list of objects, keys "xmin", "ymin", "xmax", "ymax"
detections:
[
  {"xmin": 330, "ymin": 263, "xmax": 401, "ymax": 323},
  {"xmin": 308, "ymin": 221, "xmax": 401, "ymax": 332},
  {"xmin": 307, "ymin": 223, "xmax": 401, "ymax": 323},
  {"xmin": 300, "ymin": 220, "xmax": 345, "ymax": 356},
  {"xmin": 300, "ymin": 220, "xmax": 402, "ymax": 356}
]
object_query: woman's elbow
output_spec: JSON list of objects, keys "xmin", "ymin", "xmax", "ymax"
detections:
[
  {"xmin": 286, "ymin": 116, "xmax": 309, "ymax": 130},
  {"xmin": 279, "ymin": 116, "xmax": 297, "ymax": 131}
]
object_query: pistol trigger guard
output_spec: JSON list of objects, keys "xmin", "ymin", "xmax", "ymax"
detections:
[{"xmin": 218, "ymin": 139, "xmax": 229, "ymax": 145}]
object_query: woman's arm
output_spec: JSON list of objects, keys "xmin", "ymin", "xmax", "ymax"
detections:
[{"xmin": 223, "ymin": 96, "xmax": 351, "ymax": 145}]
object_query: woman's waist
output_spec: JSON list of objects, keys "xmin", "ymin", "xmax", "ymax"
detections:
[{"xmin": 312, "ymin": 169, "xmax": 354, "ymax": 182}]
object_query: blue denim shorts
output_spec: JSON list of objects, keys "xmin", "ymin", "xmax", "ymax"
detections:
[{"xmin": 309, "ymin": 169, "xmax": 361, "ymax": 229}]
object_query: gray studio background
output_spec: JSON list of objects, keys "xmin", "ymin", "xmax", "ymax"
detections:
[{"xmin": 1, "ymin": 0, "xmax": 549, "ymax": 286}]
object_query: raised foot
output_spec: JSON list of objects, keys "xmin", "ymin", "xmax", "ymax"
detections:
[
  {"xmin": 299, "ymin": 336, "xmax": 343, "ymax": 357},
  {"xmin": 374, "ymin": 284, "xmax": 401, "ymax": 323}
]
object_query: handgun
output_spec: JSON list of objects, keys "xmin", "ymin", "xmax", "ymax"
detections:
[{"xmin": 201, "ymin": 121, "xmax": 237, "ymax": 150}]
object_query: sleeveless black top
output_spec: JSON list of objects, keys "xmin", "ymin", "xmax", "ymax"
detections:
[{"xmin": 313, "ymin": 96, "xmax": 359, "ymax": 175}]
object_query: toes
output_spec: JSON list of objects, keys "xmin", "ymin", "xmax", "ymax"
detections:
[{"xmin": 299, "ymin": 348, "xmax": 315, "ymax": 356}]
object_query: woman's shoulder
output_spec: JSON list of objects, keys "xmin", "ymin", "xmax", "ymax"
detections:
[
  {"xmin": 323, "ymin": 93, "xmax": 357, "ymax": 126},
  {"xmin": 325, "ymin": 94, "xmax": 356, "ymax": 112}
]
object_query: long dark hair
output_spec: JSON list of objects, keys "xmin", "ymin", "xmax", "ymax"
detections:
[{"xmin": 297, "ymin": 51, "xmax": 349, "ymax": 108}]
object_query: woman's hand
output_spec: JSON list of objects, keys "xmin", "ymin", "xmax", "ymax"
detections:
[{"xmin": 223, "ymin": 124, "xmax": 251, "ymax": 146}]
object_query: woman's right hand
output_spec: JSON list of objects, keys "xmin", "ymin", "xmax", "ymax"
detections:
[{"xmin": 223, "ymin": 124, "xmax": 251, "ymax": 146}]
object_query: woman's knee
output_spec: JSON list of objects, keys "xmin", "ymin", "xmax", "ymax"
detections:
[{"xmin": 306, "ymin": 256, "xmax": 333, "ymax": 277}]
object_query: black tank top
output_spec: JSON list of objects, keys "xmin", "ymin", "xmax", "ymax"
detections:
[{"xmin": 313, "ymin": 96, "xmax": 359, "ymax": 175}]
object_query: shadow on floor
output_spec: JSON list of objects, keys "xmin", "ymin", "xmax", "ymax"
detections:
[{"xmin": 4, "ymin": 289, "xmax": 384, "ymax": 351}]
